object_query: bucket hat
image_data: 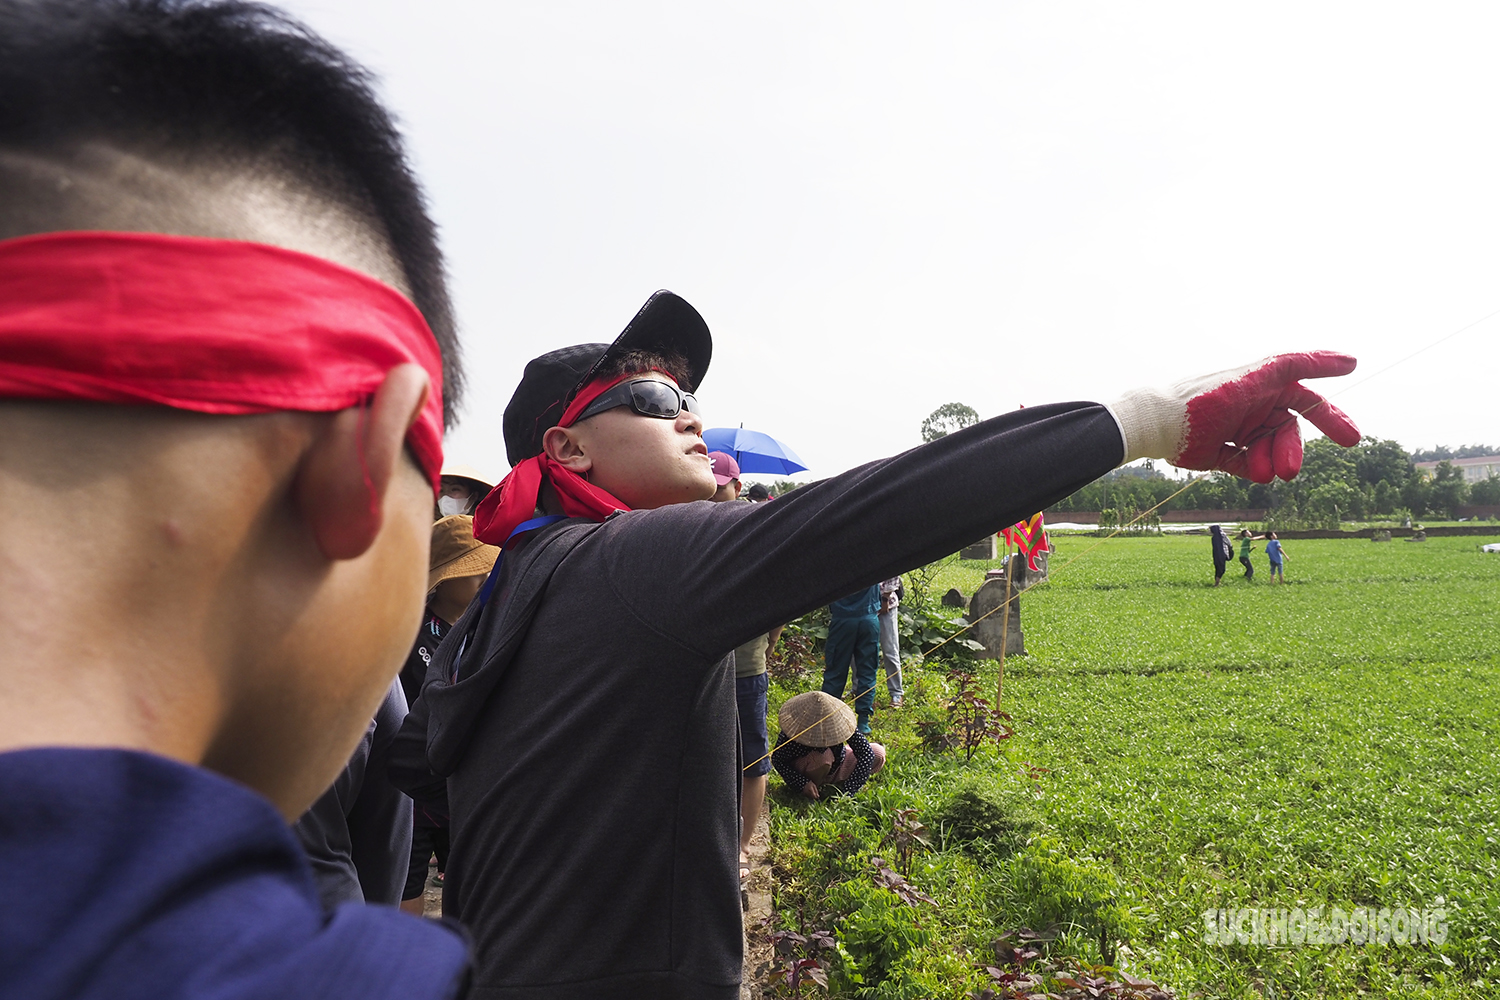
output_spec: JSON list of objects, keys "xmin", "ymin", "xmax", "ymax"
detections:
[
  {"xmin": 777, "ymin": 691, "xmax": 857, "ymax": 748},
  {"xmin": 428, "ymin": 515, "xmax": 501, "ymax": 592}
]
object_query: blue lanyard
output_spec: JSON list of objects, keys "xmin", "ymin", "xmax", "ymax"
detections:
[{"xmin": 476, "ymin": 515, "xmax": 566, "ymax": 606}]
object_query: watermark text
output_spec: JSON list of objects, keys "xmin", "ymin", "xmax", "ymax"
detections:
[{"xmin": 1200, "ymin": 906, "xmax": 1448, "ymax": 947}]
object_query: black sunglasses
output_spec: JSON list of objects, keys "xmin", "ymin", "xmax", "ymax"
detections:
[{"xmin": 575, "ymin": 378, "xmax": 700, "ymax": 422}]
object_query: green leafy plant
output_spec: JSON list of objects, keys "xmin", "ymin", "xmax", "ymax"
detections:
[
  {"xmin": 878, "ymin": 809, "xmax": 932, "ymax": 876},
  {"xmin": 768, "ymin": 628, "xmax": 818, "ymax": 686},
  {"xmin": 946, "ymin": 667, "xmax": 1015, "ymax": 761},
  {"xmin": 977, "ymin": 931, "xmax": 1174, "ymax": 1000},
  {"xmin": 765, "ymin": 928, "xmax": 835, "ymax": 996}
]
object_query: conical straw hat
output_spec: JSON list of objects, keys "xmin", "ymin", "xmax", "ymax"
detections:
[{"xmin": 777, "ymin": 691, "xmax": 856, "ymax": 748}]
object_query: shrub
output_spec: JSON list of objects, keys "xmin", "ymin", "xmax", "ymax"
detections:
[
  {"xmin": 987, "ymin": 838, "xmax": 1139, "ymax": 966},
  {"xmin": 931, "ymin": 781, "xmax": 1035, "ymax": 856},
  {"xmin": 824, "ymin": 878, "xmax": 934, "ymax": 987}
]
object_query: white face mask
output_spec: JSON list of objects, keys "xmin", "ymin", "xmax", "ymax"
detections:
[{"xmin": 437, "ymin": 495, "xmax": 470, "ymax": 517}]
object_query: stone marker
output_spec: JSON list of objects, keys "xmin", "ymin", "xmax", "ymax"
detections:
[
  {"xmin": 959, "ymin": 535, "xmax": 997, "ymax": 560},
  {"xmin": 1372, "ymin": 529, "xmax": 1392, "ymax": 542},
  {"xmin": 941, "ymin": 587, "xmax": 967, "ymax": 608},
  {"xmin": 968, "ymin": 575, "xmax": 1024, "ymax": 658},
  {"xmin": 1408, "ymin": 530, "xmax": 1427, "ymax": 542},
  {"xmin": 1008, "ymin": 551, "xmax": 1049, "ymax": 590}
]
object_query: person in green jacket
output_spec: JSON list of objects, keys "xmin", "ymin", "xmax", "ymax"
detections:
[{"xmin": 1238, "ymin": 528, "xmax": 1264, "ymax": 580}]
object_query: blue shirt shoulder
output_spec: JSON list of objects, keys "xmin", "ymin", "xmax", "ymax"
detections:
[{"xmin": 0, "ymin": 747, "xmax": 468, "ymax": 1000}]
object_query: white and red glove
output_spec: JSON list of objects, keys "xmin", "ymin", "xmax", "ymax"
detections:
[{"xmin": 1106, "ymin": 352, "xmax": 1361, "ymax": 484}]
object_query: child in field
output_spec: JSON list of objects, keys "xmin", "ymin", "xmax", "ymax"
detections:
[
  {"xmin": 1265, "ymin": 532, "xmax": 1287, "ymax": 582},
  {"xmin": 391, "ymin": 293, "xmax": 1362, "ymax": 998},
  {"xmin": 0, "ymin": 1, "xmax": 469, "ymax": 996},
  {"xmin": 1239, "ymin": 528, "xmax": 1262, "ymax": 579}
]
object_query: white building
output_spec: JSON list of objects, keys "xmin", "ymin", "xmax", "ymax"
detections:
[{"xmin": 1414, "ymin": 455, "xmax": 1500, "ymax": 483}]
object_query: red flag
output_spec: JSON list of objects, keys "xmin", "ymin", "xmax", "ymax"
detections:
[{"xmin": 1001, "ymin": 512, "xmax": 1050, "ymax": 571}]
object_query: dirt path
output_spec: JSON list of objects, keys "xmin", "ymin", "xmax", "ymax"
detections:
[{"xmin": 741, "ymin": 802, "xmax": 773, "ymax": 1000}]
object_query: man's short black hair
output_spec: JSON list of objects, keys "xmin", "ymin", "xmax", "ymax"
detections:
[
  {"xmin": 590, "ymin": 349, "xmax": 694, "ymax": 389},
  {"xmin": 0, "ymin": 0, "xmax": 464, "ymax": 423}
]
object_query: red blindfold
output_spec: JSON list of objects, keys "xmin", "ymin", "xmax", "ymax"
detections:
[{"xmin": 0, "ymin": 230, "xmax": 445, "ymax": 489}]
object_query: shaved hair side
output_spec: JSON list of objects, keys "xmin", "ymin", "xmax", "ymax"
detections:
[{"xmin": 0, "ymin": 0, "xmax": 465, "ymax": 423}]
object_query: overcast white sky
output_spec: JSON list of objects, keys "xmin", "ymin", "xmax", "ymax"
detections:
[{"xmin": 280, "ymin": 1, "xmax": 1500, "ymax": 482}]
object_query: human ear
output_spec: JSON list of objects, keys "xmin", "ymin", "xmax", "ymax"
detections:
[
  {"xmin": 541, "ymin": 425, "xmax": 592, "ymax": 475},
  {"xmin": 294, "ymin": 363, "xmax": 431, "ymax": 560}
]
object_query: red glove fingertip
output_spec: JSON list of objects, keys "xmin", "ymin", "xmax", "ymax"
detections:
[
  {"xmin": 1314, "ymin": 398, "xmax": 1362, "ymax": 448},
  {"xmin": 1272, "ymin": 420, "xmax": 1304, "ymax": 480},
  {"xmin": 1245, "ymin": 434, "xmax": 1275, "ymax": 484}
]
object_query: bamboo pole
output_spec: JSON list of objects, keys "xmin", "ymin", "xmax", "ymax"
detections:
[{"xmin": 996, "ymin": 537, "xmax": 1012, "ymax": 710}]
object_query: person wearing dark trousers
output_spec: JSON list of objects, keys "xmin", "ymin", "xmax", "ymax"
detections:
[
  {"xmin": 1238, "ymin": 528, "xmax": 1262, "ymax": 580},
  {"xmin": 1210, "ymin": 524, "xmax": 1233, "ymax": 586},
  {"xmin": 821, "ymin": 585, "xmax": 882, "ymax": 735}
]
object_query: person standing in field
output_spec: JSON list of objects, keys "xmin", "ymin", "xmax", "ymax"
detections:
[
  {"xmin": 1238, "ymin": 528, "xmax": 1262, "ymax": 580},
  {"xmin": 877, "ymin": 576, "xmax": 905, "ymax": 708},
  {"xmin": 1265, "ymin": 531, "xmax": 1287, "ymax": 583},
  {"xmin": 822, "ymin": 584, "xmax": 883, "ymax": 735},
  {"xmin": 436, "ymin": 463, "xmax": 494, "ymax": 517},
  {"xmin": 1210, "ymin": 524, "xmax": 1233, "ymax": 586}
]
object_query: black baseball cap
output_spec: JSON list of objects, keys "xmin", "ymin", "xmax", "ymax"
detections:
[{"xmin": 501, "ymin": 291, "xmax": 712, "ymax": 466}]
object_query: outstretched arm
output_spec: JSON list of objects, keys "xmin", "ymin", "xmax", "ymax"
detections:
[{"xmin": 616, "ymin": 352, "xmax": 1359, "ymax": 656}]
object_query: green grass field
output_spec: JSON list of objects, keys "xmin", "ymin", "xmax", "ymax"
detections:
[{"xmin": 765, "ymin": 534, "xmax": 1500, "ymax": 999}]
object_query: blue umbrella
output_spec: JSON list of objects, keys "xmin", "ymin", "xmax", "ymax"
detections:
[{"xmin": 702, "ymin": 427, "xmax": 808, "ymax": 475}]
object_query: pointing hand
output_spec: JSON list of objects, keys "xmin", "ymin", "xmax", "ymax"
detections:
[{"xmin": 1108, "ymin": 352, "xmax": 1360, "ymax": 483}]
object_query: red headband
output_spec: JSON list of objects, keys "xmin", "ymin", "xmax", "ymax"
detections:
[
  {"xmin": 472, "ymin": 373, "xmax": 636, "ymax": 545},
  {"xmin": 0, "ymin": 230, "xmax": 445, "ymax": 490}
]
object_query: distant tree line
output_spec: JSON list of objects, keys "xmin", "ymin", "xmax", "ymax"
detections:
[
  {"xmin": 1048, "ymin": 438, "xmax": 1500, "ymax": 525},
  {"xmin": 1409, "ymin": 443, "xmax": 1497, "ymax": 462}
]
